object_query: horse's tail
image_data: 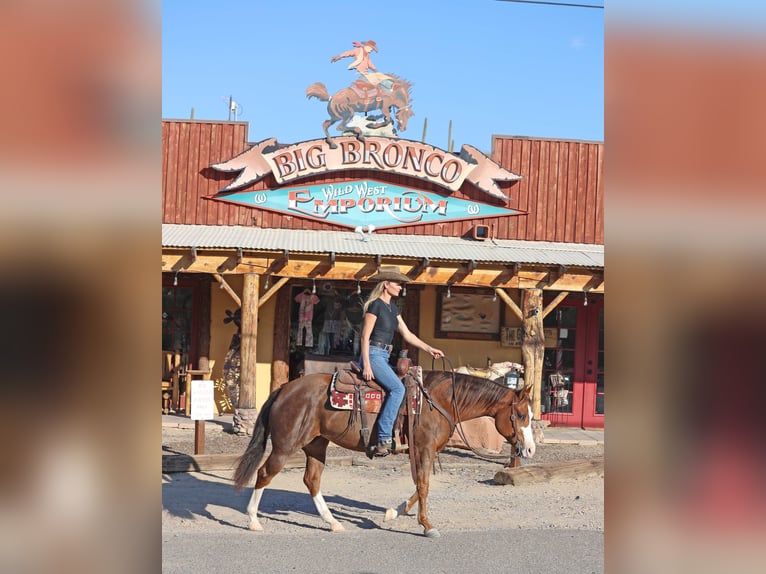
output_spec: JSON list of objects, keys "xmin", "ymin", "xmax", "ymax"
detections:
[
  {"xmin": 306, "ymin": 82, "xmax": 329, "ymax": 101},
  {"xmin": 232, "ymin": 387, "xmax": 282, "ymax": 490}
]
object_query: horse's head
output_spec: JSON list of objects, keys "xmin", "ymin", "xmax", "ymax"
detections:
[
  {"xmin": 395, "ymin": 106, "xmax": 414, "ymax": 132},
  {"xmin": 495, "ymin": 384, "xmax": 536, "ymax": 459}
]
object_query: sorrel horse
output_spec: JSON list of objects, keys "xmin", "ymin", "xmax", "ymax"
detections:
[
  {"xmin": 233, "ymin": 366, "xmax": 535, "ymax": 538},
  {"xmin": 306, "ymin": 78, "xmax": 414, "ymax": 148}
]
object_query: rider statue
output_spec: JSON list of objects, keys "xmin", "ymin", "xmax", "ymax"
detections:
[{"xmin": 330, "ymin": 40, "xmax": 395, "ymax": 92}]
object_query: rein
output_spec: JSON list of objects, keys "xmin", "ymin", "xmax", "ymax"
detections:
[{"xmin": 432, "ymin": 357, "xmax": 521, "ymax": 466}]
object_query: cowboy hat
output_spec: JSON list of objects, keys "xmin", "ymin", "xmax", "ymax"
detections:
[
  {"xmin": 368, "ymin": 266, "xmax": 411, "ymax": 283},
  {"xmin": 363, "ymin": 40, "xmax": 378, "ymax": 52}
]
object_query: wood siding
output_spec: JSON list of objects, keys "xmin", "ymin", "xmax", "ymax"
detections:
[
  {"xmin": 162, "ymin": 120, "xmax": 603, "ymax": 245},
  {"xmin": 491, "ymin": 136, "xmax": 604, "ymax": 244}
]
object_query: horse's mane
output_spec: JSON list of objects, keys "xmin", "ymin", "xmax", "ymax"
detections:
[
  {"xmin": 389, "ymin": 75, "xmax": 412, "ymax": 96},
  {"xmin": 426, "ymin": 370, "xmax": 512, "ymax": 414}
]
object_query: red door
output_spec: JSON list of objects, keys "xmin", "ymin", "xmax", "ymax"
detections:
[{"xmin": 541, "ymin": 294, "xmax": 604, "ymax": 428}]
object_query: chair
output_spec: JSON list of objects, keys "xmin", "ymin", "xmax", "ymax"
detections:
[{"xmin": 162, "ymin": 350, "xmax": 182, "ymax": 414}]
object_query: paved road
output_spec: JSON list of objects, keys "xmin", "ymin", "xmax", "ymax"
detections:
[{"xmin": 162, "ymin": 528, "xmax": 603, "ymax": 574}]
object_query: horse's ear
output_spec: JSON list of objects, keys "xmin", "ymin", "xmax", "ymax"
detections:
[{"xmin": 517, "ymin": 384, "xmax": 531, "ymax": 399}]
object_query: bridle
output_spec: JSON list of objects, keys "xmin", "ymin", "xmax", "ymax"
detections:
[{"xmin": 426, "ymin": 358, "xmax": 528, "ymax": 466}]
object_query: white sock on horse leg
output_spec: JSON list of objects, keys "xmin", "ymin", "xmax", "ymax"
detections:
[
  {"xmin": 246, "ymin": 488, "xmax": 264, "ymax": 531},
  {"xmin": 312, "ymin": 492, "xmax": 345, "ymax": 532}
]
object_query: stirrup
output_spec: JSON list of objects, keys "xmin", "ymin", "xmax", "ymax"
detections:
[{"xmin": 374, "ymin": 440, "xmax": 393, "ymax": 457}]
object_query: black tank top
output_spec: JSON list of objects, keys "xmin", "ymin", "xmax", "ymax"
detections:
[{"xmin": 367, "ymin": 298, "xmax": 400, "ymax": 345}]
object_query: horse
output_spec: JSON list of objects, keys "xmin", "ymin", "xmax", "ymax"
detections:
[
  {"xmin": 306, "ymin": 78, "xmax": 414, "ymax": 148},
  {"xmin": 233, "ymin": 366, "xmax": 535, "ymax": 538}
]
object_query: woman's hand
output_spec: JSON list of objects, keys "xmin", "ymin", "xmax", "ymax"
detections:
[
  {"xmin": 362, "ymin": 366, "xmax": 374, "ymax": 381},
  {"xmin": 428, "ymin": 346, "xmax": 444, "ymax": 359}
]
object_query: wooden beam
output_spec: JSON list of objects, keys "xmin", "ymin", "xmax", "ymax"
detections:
[
  {"xmin": 162, "ymin": 250, "xmax": 604, "ymax": 292},
  {"xmin": 162, "ymin": 452, "xmax": 352, "ymax": 473},
  {"xmin": 548, "ymin": 264, "xmax": 567, "ymax": 286},
  {"xmin": 258, "ymin": 276, "xmax": 289, "ymax": 308},
  {"xmin": 493, "ymin": 457, "xmax": 604, "ymax": 485},
  {"xmin": 212, "ymin": 273, "xmax": 242, "ymax": 307},
  {"xmin": 494, "ymin": 288, "xmax": 523, "ymax": 321},
  {"xmin": 542, "ymin": 291, "xmax": 570, "ymax": 319}
]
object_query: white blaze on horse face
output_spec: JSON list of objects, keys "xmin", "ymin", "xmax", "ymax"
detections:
[{"xmin": 520, "ymin": 405, "xmax": 536, "ymax": 458}]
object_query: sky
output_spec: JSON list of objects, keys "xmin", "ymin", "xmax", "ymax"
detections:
[{"xmin": 162, "ymin": 0, "xmax": 603, "ymax": 153}]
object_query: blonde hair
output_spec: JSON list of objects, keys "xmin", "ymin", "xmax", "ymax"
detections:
[{"xmin": 363, "ymin": 282, "xmax": 386, "ymax": 313}]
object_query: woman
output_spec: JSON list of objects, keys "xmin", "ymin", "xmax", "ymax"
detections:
[{"xmin": 360, "ymin": 266, "xmax": 444, "ymax": 456}]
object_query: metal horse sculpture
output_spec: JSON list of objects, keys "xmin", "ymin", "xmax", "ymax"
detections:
[
  {"xmin": 306, "ymin": 77, "xmax": 414, "ymax": 148},
  {"xmin": 233, "ymin": 367, "xmax": 535, "ymax": 538}
]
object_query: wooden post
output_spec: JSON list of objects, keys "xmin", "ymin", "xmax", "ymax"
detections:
[
  {"xmin": 521, "ymin": 289, "xmax": 545, "ymax": 419},
  {"xmin": 238, "ymin": 273, "xmax": 260, "ymax": 434},
  {"xmin": 194, "ymin": 420, "xmax": 205, "ymax": 455},
  {"xmin": 271, "ymin": 284, "xmax": 291, "ymax": 391}
]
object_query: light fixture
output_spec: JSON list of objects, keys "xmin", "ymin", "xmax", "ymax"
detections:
[
  {"xmin": 264, "ymin": 275, "xmax": 270, "ymax": 289},
  {"xmin": 356, "ymin": 281, "xmax": 361, "ymax": 295},
  {"xmin": 173, "ymin": 271, "xmax": 179, "ymax": 286},
  {"xmin": 583, "ymin": 291, "xmax": 588, "ymax": 306},
  {"xmin": 446, "ymin": 284, "xmax": 451, "ymax": 298},
  {"xmin": 402, "ymin": 284, "xmax": 407, "ymax": 296},
  {"xmin": 493, "ymin": 291, "xmax": 497, "ymax": 302},
  {"xmin": 312, "ymin": 279, "xmax": 317, "ymax": 294}
]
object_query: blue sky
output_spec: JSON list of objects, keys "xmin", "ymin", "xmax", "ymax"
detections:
[{"xmin": 162, "ymin": 1, "xmax": 603, "ymax": 153}]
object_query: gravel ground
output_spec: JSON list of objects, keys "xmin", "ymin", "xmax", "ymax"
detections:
[{"xmin": 162, "ymin": 424, "xmax": 604, "ymax": 536}]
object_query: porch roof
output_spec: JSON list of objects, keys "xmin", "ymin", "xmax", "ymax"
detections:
[{"xmin": 162, "ymin": 224, "xmax": 603, "ymax": 269}]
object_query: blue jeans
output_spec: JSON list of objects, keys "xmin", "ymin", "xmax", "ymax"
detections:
[{"xmin": 360, "ymin": 346, "xmax": 404, "ymax": 442}]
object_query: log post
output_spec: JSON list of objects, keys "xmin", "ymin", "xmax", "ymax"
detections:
[
  {"xmin": 237, "ymin": 273, "xmax": 260, "ymax": 435},
  {"xmin": 521, "ymin": 289, "xmax": 545, "ymax": 419}
]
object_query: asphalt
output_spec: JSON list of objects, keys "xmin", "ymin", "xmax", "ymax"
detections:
[{"xmin": 161, "ymin": 412, "xmax": 604, "ymax": 446}]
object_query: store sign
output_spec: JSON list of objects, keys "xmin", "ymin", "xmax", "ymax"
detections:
[
  {"xmin": 212, "ymin": 179, "xmax": 520, "ymax": 229},
  {"xmin": 190, "ymin": 380, "xmax": 214, "ymax": 420},
  {"xmin": 501, "ymin": 327, "xmax": 559, "ymax": 348},
  {"xmin": 210, "ymin": 136, "xmax": 522, "ymax": 200}
]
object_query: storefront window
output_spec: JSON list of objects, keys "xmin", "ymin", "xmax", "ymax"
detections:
[
  {"xmin": 289, "ymin": 282, "xmax": 407, "ymax": 379},
  {"xmin": 542, "ymin": 307, "xmax": 577, "ymax": 414},
  {"xmin": 162, "ymin": 286, "xmax": 193, "ymax": 361}
]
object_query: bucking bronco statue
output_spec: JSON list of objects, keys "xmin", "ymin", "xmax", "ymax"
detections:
[{"xmin": 307, "ymin": 40, "xmax": 414, "ymax": 148}]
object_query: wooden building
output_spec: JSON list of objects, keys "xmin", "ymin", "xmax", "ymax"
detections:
[{"xmin": 162, "ymin": 119, "xmax": 604, "ymax": 428}]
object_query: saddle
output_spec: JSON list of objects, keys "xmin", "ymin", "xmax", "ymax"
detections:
[
  {"xmin": 350, "ymin": 80, "xmax": 388, "ymax": 105},
  {"xmin": 328, "ymin": 360, "xmax": 422, "ymax": 458},
  {"xmin": 329, "ymin": 362, "xmax": 384, "ymax": 413}
]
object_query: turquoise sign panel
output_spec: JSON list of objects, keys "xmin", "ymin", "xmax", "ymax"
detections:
[{"xmin": 216, "ymin": 180, "xmax": 519, "ymax": 229}]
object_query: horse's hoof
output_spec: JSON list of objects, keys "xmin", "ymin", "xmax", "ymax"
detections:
[
  {"xmin": 384, "ymin": 508, "xmax": 398, "ymax": 522},
  {"xmin": 330, "ymin": 522, "xmax": 345, "ymax": 533},
  {"xmin": 248, "ymin": 521, "xmax": 263, "ymax": 532},
  {"xmin": 424, "ymin": 528, "xmax": 441, "ymax": 538}
]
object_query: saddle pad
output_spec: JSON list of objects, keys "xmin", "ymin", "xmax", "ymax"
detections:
[{"xmin": 329, "ymin": 388, "xmax": 383, "ymax": 413}]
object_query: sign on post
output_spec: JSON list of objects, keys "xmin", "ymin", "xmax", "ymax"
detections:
[{"xmin": 190, "ymin": 379, "xmax": 215, "ymax": 420}]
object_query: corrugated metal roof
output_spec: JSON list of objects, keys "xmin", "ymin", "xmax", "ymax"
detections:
[{"xmin": 162, "ymin": 224, "xmax": 603, "ymax": 268}]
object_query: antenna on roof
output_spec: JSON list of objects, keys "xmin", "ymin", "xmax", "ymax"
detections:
[{"xmin": 222, "ymin": 95, "xmax": 244, "ymax": 121}]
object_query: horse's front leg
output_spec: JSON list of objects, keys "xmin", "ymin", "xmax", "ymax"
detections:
[
  {"xmin": 415, "ymin": 449, "xmax": 440, "ymax": 538},
  {"xmin": 303, "ymin": 437, "xmax": 345, "ymax": 532}
]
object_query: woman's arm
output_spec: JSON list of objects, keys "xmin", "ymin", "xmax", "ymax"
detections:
[
  {"xmin": 396, "ymin": 316, "xmax": 444, "ymax": 358},
  {"xmin": 360, "ymin": 312, "xmax": 377, "ymax": 380}
]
